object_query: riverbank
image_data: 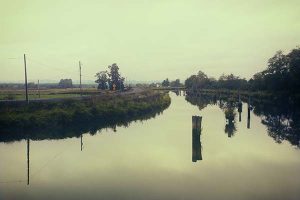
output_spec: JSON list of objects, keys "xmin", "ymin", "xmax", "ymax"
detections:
[
  {"xmin": 0, "ymin": 90, "xmax": 171, "ymax": 139},
  {"xmin": 186, "ymin": 89, "xmax": 300, "ymax": 105}
]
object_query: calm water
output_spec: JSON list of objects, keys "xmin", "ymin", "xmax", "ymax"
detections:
[{"xmin": 1, "ymin": 92, "xmax": 300, "ymax": 200}]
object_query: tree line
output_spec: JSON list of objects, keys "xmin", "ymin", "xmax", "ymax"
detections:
[
  {"xmin": 161, "ymin": 78, "xmax": 184, "ymax": 87},
  {"xmin": 185, "ymin": 47, "xmax": 300, "ymax": 93}
]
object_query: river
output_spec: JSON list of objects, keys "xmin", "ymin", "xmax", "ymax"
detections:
[{"xmin": 0, "ymin": 92, "xmax": 300, "ymax": 200}]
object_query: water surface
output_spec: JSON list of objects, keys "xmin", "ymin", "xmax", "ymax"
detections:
[{"xmin": 1, "ymin": 92, "xmax": 300, "ymax": 200}]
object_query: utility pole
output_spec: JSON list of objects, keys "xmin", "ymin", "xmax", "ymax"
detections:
[
  {"xmin": 38, "ymin": 80, "xmax": 40, "ymax": 99},
  {"xmin": 79, "ymin": 61, "xmax": 82, "ymax": 96},
  {"xmin": 24, "ymin": 54, "xmax": 29, "ymax": 104}
]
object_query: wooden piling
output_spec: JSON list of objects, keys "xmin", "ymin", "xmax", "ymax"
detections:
[{"xmin": 192, "ymin": 116, "xmax": 202, "ymax": 162}]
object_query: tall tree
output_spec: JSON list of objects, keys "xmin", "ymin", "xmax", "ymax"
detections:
[
  {"xmin": 107, "ymin": 63, "xmax": 124, "ymax": 90},
  {"xmin": 170, "ymin": 79, "xmax": 181, "ymax": 87},
  {"xmin": 162, "ymin": 78, "xmax": 170, "ymax": 87},
  {"xmin": 185, "ymin": 70, "xmax": 209, "ymax": 91},
  {"xmin": 95, "ymin": 71, "xmax": 108, "ymax": 90},
  {"xmin": 287, "ymin": 47, "xmax": 300, "ymax": 92}
]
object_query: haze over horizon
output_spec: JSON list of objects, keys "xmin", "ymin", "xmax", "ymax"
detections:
[{"xmin": 1, "ymin": 0, "xmax": 300, "ymax": 83}]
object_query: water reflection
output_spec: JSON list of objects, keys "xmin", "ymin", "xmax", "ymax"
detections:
[
  {"xmin": 186, "ymin": 92, "xmax": 300, "ymax": 147},
  {"xmin": 1, "ymin": 92, "xmax": 300, "ymax": 200},
  {"xmin": 80, "ymin": 134, "xmax": 83, "ymax": 151},
  {"xmin": 185, "ymin": 93, "xmax": 217, "ymax": 111},
  {"xmin": 247, "ymin": 102, "xmax": 251, "ymax": 129},
  {"xmin": 27, "ymin": 138, "xmax": 30, "ymax": 185},
  {"xmin": 224, "ymin": 107, "xmax": 237, "ymax": 137},
  {"xmin": 192, "ymin": 116, "xmax": 202, "ymax": 162},
  {"xmin": 220, "ymin": 98, "xmax": 237, "ymax": 137},
  {"xmin": 171, "ymin": 90, "xmax": 181, "ymax": 96}
]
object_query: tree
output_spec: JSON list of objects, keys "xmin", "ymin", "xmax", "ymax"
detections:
[
  {"xmin": 267, "ymin": 51, "xmax": 288, "ymax": 75},
  {"xmin": 27, "ymin": 82, "xmax": 36, "ymax": 89},
  {"xmin": 107, "ymin": 63, "xmax": 125, "ymax": 91},
  {"xmin": 95, "ymin": 71, "xmax": 108, "ymax": 90},
  {"xmin": 287, "ymin": 47, "xmax": 300, "ymax": 92},
  {"xmin": 249, "ymin": 48, "xmax": 300, "ymax": 92},
  {"xmin": 184, "ymin": 47, "xmax": 300, "ymax": 94},
  {"xmin": 58, "ymin": 79, "xmax": 73, "ymax": 88},
  {"xmin": 162, "ymin": 78, "xmax": 170, "ymax": 87},
  {"xmin": 185, "ymin": 70, "xmax": 209, "ymax": 90},
  {"xmin": 170, "ymin": 79, "xmax": 181, "ymax": 87},
  {"xmin": 218, "ymin": 74, "xmax": 247, "ymax": 90}
]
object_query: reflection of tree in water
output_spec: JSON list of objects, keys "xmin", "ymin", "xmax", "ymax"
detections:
[
  {"xmin": 171, "ymin": 90, "xmax": 181, "ymax": 96},
  {"xmin": 187, "ymin": 92, "xmax": 300, "ymax": 147},
  {"xmin": 225, "ymin": 121, "xmax": 236, "ymax": 138},
  {"xmin": 221, "ymin": 99, "xmax": 237, "ymax": 137},
  {"xmin": 185, "ymin": 93, "xmax": 217, "ymax": 111},
  {"xmin": 253, "ymin": 99, "xmax": 300, "ymax": 148},
  {"xmin": 186, "ymin": 93, "xmax": 238, "ymax": 137}
]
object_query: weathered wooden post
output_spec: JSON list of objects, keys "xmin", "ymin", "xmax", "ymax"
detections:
[
  {"xmin": 247, "ymin": 96, "xmax": 251, "ymax": 129},
  {"xmin": 192, "ymin": 116, "xmax": 202, "ymax": 162}
]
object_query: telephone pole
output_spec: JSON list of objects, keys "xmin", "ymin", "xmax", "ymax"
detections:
[
  {"xmin": 79, "ymin": 61, "xmax": 82, "ymax": 96},
  {"xmin": 38, "ymin": 80, "xmax": 40, "ymax": 99},
  {"xmin": 24, "ymin": 54, "xmax": 29, "ymax": 104}
]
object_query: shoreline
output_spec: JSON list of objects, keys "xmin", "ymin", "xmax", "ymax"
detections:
[{"xmin": 0, "ymin": 90, "xmax": 171, "ymax": 140}]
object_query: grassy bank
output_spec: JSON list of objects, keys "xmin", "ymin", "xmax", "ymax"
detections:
[{"xmin": 0, "ymin": 90, "xmax": 171, "ymax": 138}]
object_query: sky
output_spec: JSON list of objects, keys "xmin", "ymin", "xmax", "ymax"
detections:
[{"xmin": 0, "ymin": 0, "xmax": 300, "ymax": 83}]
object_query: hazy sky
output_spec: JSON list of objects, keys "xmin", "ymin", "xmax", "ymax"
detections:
[{"xmin": 0, "ymin": 0, "xmax": 299, "ymax": 83}]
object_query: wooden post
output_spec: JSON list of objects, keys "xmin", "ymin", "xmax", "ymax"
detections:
[{"xmin": 192, "ymin": 116, "xmax": 202, "ymax": 162}]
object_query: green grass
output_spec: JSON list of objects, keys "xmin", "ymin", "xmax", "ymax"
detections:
[
  {"xmin": 0, "ymin": 88, "xmax": 104, "ymax": 100},
  {"xmin": 0, "ymin": 91, "xmax": 171, "ymax": 135},
  {"xmin": 0, "ymin": 93, "xmax": 84, "ymax": 100}
]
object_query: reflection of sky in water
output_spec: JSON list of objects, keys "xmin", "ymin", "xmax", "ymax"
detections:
[{"xmin": 1, "ymin": 92, "xmax": 300, "ymax": 200}]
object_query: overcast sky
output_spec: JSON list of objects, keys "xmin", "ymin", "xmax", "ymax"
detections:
[{"xmin": 0, "ymin": 0, "xmax": 299, "ymax": 83}]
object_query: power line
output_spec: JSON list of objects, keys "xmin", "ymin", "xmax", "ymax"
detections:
[{"xmin": 27, "ymin": 58, "xmax": 76, "ymax": 75}]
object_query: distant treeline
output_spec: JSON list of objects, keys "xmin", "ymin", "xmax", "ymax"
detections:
[{"xmin": 185, "ymin": 47, "xmax": 300, "ymax": 94}]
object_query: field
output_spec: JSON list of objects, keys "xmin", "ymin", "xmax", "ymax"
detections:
[{"xmin": 0, "ymin": 88, "xmax": 110, "ymax": 100}]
